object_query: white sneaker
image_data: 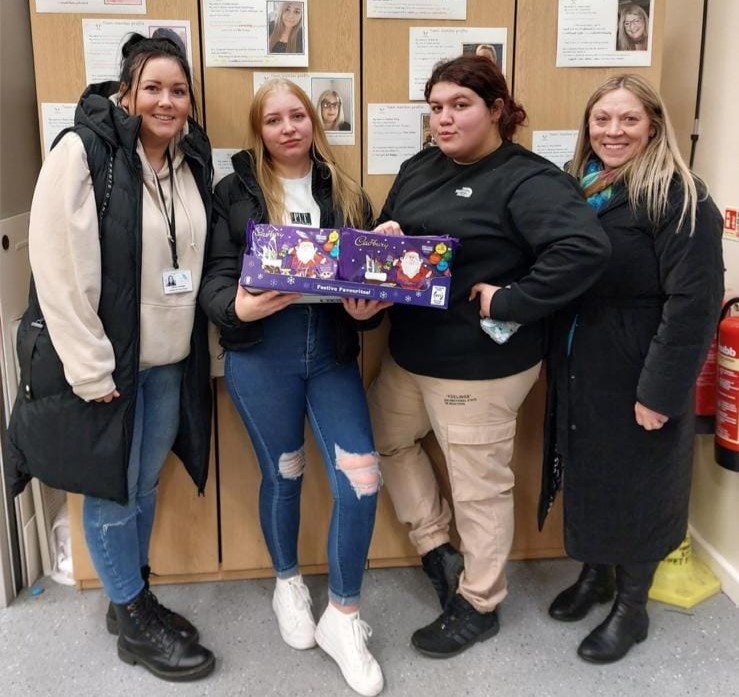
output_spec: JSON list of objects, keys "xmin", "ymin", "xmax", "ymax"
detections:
[
  {"xmin": 272, "ymin": 575, "xmax": 316, "ymax": 649},
  {"xmin": 315, "ymin": 604, "xmax": 384, "ymax": 697}
]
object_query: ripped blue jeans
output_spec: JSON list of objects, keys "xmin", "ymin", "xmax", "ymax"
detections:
[
  {"xmin": 225, "ymin": 305, "xmax": 379, "ymax": 605},
  {"xmin": 83, "ymin": 362, "xmax": 183, "ymax": 604}
]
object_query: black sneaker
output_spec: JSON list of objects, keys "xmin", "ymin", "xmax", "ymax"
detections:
[
  {"xmin": 421, "ymin": 543, "xmax": 464, "ymax": 609},
  {"xmin": 411, "ymin": 594, "xmax": 500, "ymax": 658}
]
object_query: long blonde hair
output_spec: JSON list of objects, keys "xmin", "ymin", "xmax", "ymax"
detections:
[
  {"xmin": 248, "ymin": 78, "xmax": 368, "ymax": 228},
  {"xmin": 269, "ymin": 2, "xmax": 302, "ymax": 53},
  {"xmin": 317, "ymin": 89, "xmax": 346, "ymax": 130},
  {"xmin": 617, "ymin": 4, "xmax": 649, "ymax": 51},
  {"xmin": 570, "ymin": 74, "xmax": 699, "ymax": 233}
]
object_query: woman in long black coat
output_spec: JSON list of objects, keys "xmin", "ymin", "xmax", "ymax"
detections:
[{"xmin": 539, "ymin": 74, "xmax": 724, "ymax": 664}]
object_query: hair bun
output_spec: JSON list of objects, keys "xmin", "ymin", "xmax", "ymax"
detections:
[
  {"xmin": 120, "ymin": 32, "xmax": 147, "ymax": 59},
  {"xmin": 152, "ymin": 27, "xmax": 186, "ymax": 56}
]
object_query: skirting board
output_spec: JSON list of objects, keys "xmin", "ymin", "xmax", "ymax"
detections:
[{"xmin": 689, "ymin": 524, "xmax": 739, "ymax": 606}]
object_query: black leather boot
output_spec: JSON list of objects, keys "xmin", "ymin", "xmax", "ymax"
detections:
[
  {"xmin": 114, "ymin": 588, "xmax": 215, "ymax": 681},
  {"xmin": 421, "ymin": 543, "xmax": 465, "ymax": 609},
  {"xmin": 577, "ymin": 561, "xmax": 658, "ymax": 664},
  {"xmin": 106, "ymin": 565, "xmax": 199, "ymax": 642},
  {"xmin": 548, "ymin": 563, "xmax": 615, "ymax": 621}
]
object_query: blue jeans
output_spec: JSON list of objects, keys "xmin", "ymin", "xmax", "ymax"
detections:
[
  {"xmin": 225, "ymin": 306, "xmax": 379, "ymax": 605},
  {"xmin": 83, "ymin": 362, "xmax": 184, "ymax": 604}
]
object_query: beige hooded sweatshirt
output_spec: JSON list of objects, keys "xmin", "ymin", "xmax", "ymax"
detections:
[{"xmin": 28, "ymin": 131, "xmax": 207, "ymax": 401}]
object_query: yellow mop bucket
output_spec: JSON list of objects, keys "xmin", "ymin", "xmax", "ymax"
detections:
[{"xmin": 649, "ymin": 532, "xmax": 721, "ymax": 608}]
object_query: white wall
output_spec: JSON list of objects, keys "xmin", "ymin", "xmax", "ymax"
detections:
[
  {"xmin": 0, "ymin": 0, "xmax": 42, "ymax": 605},
  {"xmin": 688, "ymin": 0, "xmax": 739, "ymax": 605}
]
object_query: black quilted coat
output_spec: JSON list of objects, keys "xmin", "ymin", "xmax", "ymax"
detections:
[{"xmin": 539, "ymin": 182, "xmax": 724, "ymax": 563}]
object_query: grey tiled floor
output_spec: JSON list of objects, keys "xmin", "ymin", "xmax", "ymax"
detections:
[{"xmin": 1, "ymin": 559, "xmax": 737, "ymax": 697}]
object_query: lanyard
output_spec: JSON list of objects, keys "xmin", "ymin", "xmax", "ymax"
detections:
[{"xmin": 153, "ymin": 149, "xmax": 178, "ymax": 269}]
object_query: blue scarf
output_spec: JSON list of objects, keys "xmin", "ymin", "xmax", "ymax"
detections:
[{"xmin": 580, "ymin": 159, "xmax": 616, "ymax": 211}]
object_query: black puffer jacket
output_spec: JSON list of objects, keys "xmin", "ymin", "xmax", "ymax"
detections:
[
  {"xmin": 6, "ymin": 82, "xmax": 213, "ymax": 504},
  {"xmin": 199, "ymin": 150, "xmax": 379, "ymax": 360}
]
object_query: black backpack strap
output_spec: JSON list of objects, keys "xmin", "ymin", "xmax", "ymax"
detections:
[{"xmin": 50, "ymin": 125, "xmax": 75, "ymax": 151}]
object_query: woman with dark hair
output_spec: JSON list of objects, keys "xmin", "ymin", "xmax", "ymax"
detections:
[
  {"xmin": 362, "ymin": 54, "xmax": 611, "ymax": 659},
  {"xmin": 199, "ymin": 78, "xmax": 388, "ymax": 696},
  {"xmin": 268, "ymin": 1, "xmax": 304, "ymax": 54},
  {"xmin": 541, "ymin": 74, "xmax": 723, "ymax": 664},
  {"xmin": 7, "ymin": 31, "xmax": 215, "ymax": 680}
]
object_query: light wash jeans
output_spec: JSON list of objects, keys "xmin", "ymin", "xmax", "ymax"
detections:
[
  {"xmin": 225, "ymin": 305, "xmax": 379, "ymax": 605},
  {"xmin": 83, "ymin": 362, "xmax": 184, "ymax": 604}
]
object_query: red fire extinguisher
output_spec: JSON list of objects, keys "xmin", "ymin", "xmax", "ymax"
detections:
[
  {"xmin": 695, "ymin": 333, "xmax": 718, "ymax": 433},
  {"xmin": 695, "ymin": 295, "xmax": 735, "ymax": 432},
  {"xmin": 714, "ymin": 297, "xmax": 739, "ymax": 472}
]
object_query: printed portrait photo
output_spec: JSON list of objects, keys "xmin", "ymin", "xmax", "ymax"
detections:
[
  {"xmin": 462, "ymin": 42, "xmax": 501, "ymax": 66},
  {"xmin": 616, "ymin": 1, "xmax": 650, "ymax": 51},
  {"xmin": 420, "ymin": 112, "xmax": 435, "ymax": 150},
  {"xmin": 312, "ymin": 77, "xmax": 354, "ymax": 133},
  {"xmin": 266, "ymin": 1, "xmax": 305, "ymax": 55},
  {"xmin": 147, "ymin": 25, "xmax": 188, "ymax": 55}
]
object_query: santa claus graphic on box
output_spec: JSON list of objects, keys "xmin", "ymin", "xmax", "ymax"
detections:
[
  {"xmin": 289, "ymin": 238, "xmax": 327, "ymax": 278},
  {"xmin": 393, "ymin": 250, "xmax": 432, "ymax": 290}
]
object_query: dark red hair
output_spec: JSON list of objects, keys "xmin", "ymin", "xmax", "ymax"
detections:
[{"xmin": 424, "ymin": 55, "xmax": 526, "ymax": 141}]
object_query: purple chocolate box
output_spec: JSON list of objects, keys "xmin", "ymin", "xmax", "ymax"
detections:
[
  {"xmin": 339, "ymin": 228, "xmax": 457, "ymax": 291},
  {"xmin": 247, "ymin": 221, "xmax": 340, "ymax": 279},
  {"xmin": 240, "ymin": 222, "xmax": 458, "ymax": 309}
]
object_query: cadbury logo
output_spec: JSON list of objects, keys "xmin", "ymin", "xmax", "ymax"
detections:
[
  {"xmin": 719, "ymin": 343, "xmax": 737, "ymax": 357},
  {"xmin": 354, "ymin": 235, "xmax": 389, "ymax": 250}
]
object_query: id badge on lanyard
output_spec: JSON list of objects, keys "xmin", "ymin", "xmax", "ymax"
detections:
[
  {"xmin": 155, "ymin": 149, "xmax": 193, "ymax": 296},
  {"xmin": 162, "ymin": 269, "xmax": 193, "ymax": 294}
]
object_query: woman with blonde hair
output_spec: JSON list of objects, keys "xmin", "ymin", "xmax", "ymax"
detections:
[
  {"xmin": 268, "ymin": 1, "xmax": 304, "ymax": 54},
  {"xmin": 617, "ymin": 3, "xmax": 649, "ymax": 51},
  {"xmin": 199, "ymin": 78, "xmax": 388, "ymax": 696},
  {"xmin": 541, "ymin": 73, "xmax": 723, "ymax": 663},
  {"xmin": 474, "ymin": 44, "xmax": 498, "ymax": 64},
  {"xmin": 318, "ymin": 89, "xmax": 351, "ymax": 131}
]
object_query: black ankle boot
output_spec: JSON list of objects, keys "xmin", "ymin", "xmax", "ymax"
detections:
[
  {"xmin": 411, "ymin": 593, "xmax": 500, "ymax": 658},
  {"xmin": 577, "ymin": 562, "xmax": 658, "ymax": 664},
  {"xmin": 114, "ymin": 588, "xmax": 215, "ymax": 681},
  {"xmin": 421, "ymin": 543, "xmax": 465, "ymax": 609},
  {"xmin": 106, "ymin": 565, "xmax": 199, "ymax": 642},
  {"xmin": 549, "ymin": 563, "xmax": 615, "ymax": 622}
]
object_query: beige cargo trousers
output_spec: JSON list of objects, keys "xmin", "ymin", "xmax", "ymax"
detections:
[{"xmin": 368, "ymin": 354, "xmax": 541, "ymax": 613}]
